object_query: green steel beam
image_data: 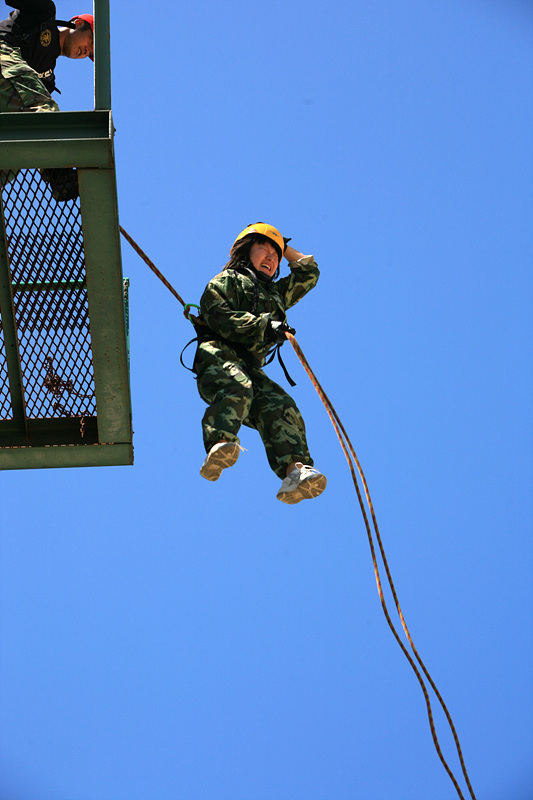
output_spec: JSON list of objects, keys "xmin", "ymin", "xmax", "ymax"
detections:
[
  {"xmin": 0, "ymin": 441, "xmax": 133, "ymax": 470},
  {"xmin": 94, "ymin": 0, "xmax": 111, "ymax": 111},
  {"xmin": 0, "ymin": 416, "xmax": 98, "ymax": 446},
  {"xmin": 0, "ymin": 203, "xmax": 27, "ymax": 432},
  {"xmin": 0, "ymin": 110, "xmax": 114, "ymax": 170},
  {"xmin": 0, "ymin": 110, "xmax": 110, "ymax": 141},
  {"xmin": 78, "ymin": 168, "xmax": 132, "ymax": 446}
]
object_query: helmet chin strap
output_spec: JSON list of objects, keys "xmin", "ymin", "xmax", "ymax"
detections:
[{"xmin": 255, "ymin": 268, "xmax": 275, "ymax": 283}]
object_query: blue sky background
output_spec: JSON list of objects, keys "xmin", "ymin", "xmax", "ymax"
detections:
[{"xmin": 1, "ymin": 1, "xmax": 532, "ymax": 798}]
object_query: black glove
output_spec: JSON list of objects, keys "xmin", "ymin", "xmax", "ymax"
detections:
[{"xmin": 265, "ymin": 320, "xmax": 296, "ymax": 343}]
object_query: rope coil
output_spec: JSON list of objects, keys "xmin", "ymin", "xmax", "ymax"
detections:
[{"xmin": 120, "ymin": 227, "xmax": 477, "ymax": 800}]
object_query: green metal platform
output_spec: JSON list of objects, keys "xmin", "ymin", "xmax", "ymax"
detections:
[{"xmin": 0, "ymin": 0, "xmax": 133, "ymax": 469}]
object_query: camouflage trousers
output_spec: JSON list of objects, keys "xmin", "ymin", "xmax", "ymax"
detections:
[
  {"xmin": 0, "ymin": 42, "xmax": 59, "ymax": 112},
  {"xmin": 195, "ymin": 340, "xmax": 313, "ymax": 479}
]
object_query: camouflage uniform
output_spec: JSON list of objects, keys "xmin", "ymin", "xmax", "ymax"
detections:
[
  {"xmin": 0, "ymin": 6, "xmax": 85, "ymax": 197},
  {"xmin": 0, "ymin": 41, "xmax": 58, "ymax": 112},
  {"xmin": 195, "ymin": 256, "xmax": 319, "ymax": 479},
  {"xmin": 0, "ymin": 4, "xmax": 60, "ymax": 187}
]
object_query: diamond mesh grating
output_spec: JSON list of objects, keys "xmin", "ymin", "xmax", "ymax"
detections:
[{"xmin": 1, "ymin": 169, "xmax": 96, "ymax": 420}]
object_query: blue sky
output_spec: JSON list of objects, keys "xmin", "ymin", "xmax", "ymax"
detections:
[{"xmin": 1, "ymin": 1, "xmax": 532, "ymax": 798}]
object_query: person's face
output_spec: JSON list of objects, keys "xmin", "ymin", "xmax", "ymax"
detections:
[
  {"xmin": 63, "ymin": 21, "xmax": 93, "ymax": 59},
  {"xmin": 249, "ymin": 240, "xmax": 279, "ymax": 277}
]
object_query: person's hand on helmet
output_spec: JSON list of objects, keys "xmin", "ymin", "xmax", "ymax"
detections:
[
  {"xmin": 283, "ymin": 244, "xmax": 305, "ymax": 262},
  {"xmin": 265, "ymin": 320, "xmax": 296, "ymax": 343}
]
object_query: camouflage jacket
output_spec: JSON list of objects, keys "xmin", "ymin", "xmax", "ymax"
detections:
[{"xmin": 197, "ymin": 255, "xmax": 319, "ymax": 366}]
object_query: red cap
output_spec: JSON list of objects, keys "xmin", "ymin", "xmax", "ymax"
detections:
[{"xmin": 71, "ymin": 14, "xmax": 94, "ymax": 60}]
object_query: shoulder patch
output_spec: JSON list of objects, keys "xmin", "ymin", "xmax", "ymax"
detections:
[{"xmin": 40, "ymin": 29, "xmax": 52, "ymax": 47}]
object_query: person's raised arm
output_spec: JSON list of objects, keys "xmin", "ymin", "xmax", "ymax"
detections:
[{"xmin": 284, "ymin": 244, "xmax": 305, "ymax": 263}]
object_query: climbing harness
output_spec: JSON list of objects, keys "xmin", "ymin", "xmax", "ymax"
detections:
[
  {"xmin": 178, "ymin": 317, "xmax": 296, "ymax": 387},
  {"xmin": 233, "ymin": 263, "xmax": 296, "ymax": 384},
  {"xmin": 120, "ymin": 227, "xmax": 478, "ymax": 800}
]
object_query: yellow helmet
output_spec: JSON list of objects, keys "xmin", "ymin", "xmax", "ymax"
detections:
[{"xmin": 232, "ymin": 222, "xmax": 285, "ymax": 261}]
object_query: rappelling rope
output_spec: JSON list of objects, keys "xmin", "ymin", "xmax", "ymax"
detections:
[
  {"xmin": 120, "ymin": 227, "xmax": 477, "ymax": 800},
  {"xmin": 119, "ymin": 226, "xmax": 193, "ymax": 319},
  {"xmin": 286, "ymin": 334, "xmax": 477, "ymax": 800}
]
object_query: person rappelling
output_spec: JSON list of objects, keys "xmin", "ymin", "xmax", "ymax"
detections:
[{"xmin": 192, "ymin": 223, "xmax": 327, "ymax": 505}]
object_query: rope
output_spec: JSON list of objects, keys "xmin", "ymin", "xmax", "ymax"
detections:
[
  {"xmin": 120, "ymin": 227, "xmax": 477, "ymax": 800},
  {"xmin": 286, "ymin": 333, "xmax": 477, "ymax": 800},
  {"xmin": 119, "ymin": 226, "xmax": 193, "ymax": 318}
]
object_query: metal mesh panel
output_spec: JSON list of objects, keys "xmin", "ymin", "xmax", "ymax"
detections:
[{"xmin": 1, "ymin": 169, "xmax": 96, "ymax": 419}]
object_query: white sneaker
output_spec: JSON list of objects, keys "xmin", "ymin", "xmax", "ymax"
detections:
[
  {"xmin": 276, "ymin": 463, "xmax": 327, "ymax": 504},
  {"xmin": 200, "ymin": 442, "xmax": 241, "ymax": 481}
]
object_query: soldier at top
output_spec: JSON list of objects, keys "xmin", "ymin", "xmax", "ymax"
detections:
[{"xmin": 0, "ymin": 1, "xmax": 93, "ymax": 113}]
